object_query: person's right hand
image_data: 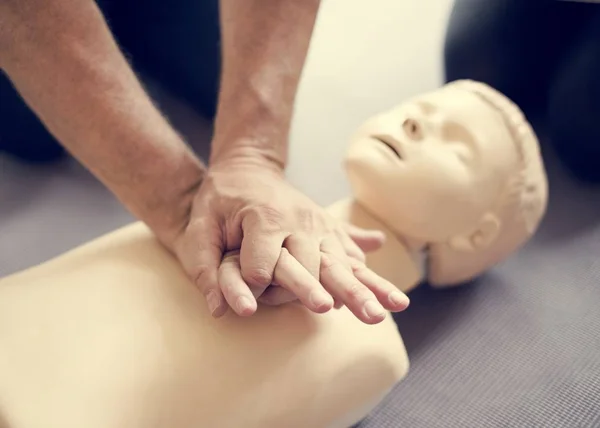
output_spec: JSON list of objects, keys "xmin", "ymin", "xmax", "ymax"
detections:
[
  {"xmin": 173, "ymin": 160, "xmax": 410, "ymax": 324},
  {"xmin": 251, "ymin": 222, "xmax": 398, "ymax": 308},
  {"xmin": 215, "ymin": 218, "xmax": 400, "ymax": 310}
]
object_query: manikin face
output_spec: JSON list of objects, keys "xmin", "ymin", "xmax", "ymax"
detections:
[{"xmin": 345, "ymin": 87, "xmax": 519, "ymax": 243}]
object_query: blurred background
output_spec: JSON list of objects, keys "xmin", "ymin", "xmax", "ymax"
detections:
[{"xmin": 287, "ymin": 0, "xmax": 454, "ymax": 205}]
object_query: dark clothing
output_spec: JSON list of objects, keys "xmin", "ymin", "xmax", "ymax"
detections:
[
  {"xmin": 2, "ymin": 0, "xmax": 600, "ymax": 183},
  {"xmin": 444, "ymin": 0, "xmax": 600, "ymax": 182},
  {"xmin": 0, "ymin": 0, "xmax": 221, "ymax": 163}
]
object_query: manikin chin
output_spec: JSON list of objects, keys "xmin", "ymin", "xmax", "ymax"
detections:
[{"xmin": 330, "ymin": 79, "xmax": 548, "ymax": 293}]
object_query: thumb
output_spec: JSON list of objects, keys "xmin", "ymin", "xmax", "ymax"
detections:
[
  {"xmin": 177, "ymin": 218, "xmax": 228, "ymax": 318},
  {"xmin": 344, "ymin": 223, "xmax": 386, "ymax": 253}
]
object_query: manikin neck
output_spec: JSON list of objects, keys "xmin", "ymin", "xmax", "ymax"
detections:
[
  {"xmin": 354, "ymin": 201, "xmax": 427, "ymax": 254},
  {"xmin": 346, "ymin": 199, "xmax": 428, "ymax": 289}
]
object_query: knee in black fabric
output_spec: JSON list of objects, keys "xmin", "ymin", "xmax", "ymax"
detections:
[
  {"xmin": 0, "ymin": 74, "xmax": 65, "ymax": 164},
  {"xmin": 548, "ymin": 93, "xmax": 600, "ymax": 183},
  {"xmin": 443, "ymin": 0, "xmax": 576, "ymax": 119},
  {"xmin": 443, "ymin": 0, "xmax": 529, "ymax": 91},
  {"xmin": 106, "ymin": 0, "xmax": 221, "ymax": 119},
  {"xmin": 547, "ymin": 18, "xmax": 600, "ymax": 183}
]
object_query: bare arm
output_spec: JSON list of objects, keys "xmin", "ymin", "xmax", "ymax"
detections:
[
  {"xmin": 0, "ymin": 0, "xmax": 407, "ymax": 322},
  {"xmin": 0, "ymin": 0, "xmax": 204, "ymax": 245},
  {"xmin": 210, "ymin": 0, "xmax": 322, "ymax": 170},
  {"xmin": 0, "ymin": 0, "xmax": 320, "ymax": 235}
]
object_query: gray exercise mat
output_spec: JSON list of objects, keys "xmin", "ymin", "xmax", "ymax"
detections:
[{"xmin": 358, "ymin": 144, "xmax": 600, "ymax": 427}]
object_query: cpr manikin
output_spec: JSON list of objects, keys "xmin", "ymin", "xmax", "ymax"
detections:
[
  {"xmin": 330, "ymin": 79, "xmax": 548, "ymax": 292},
  {"xmin": 0, "ymin": 80, "xmax": 547, "ymax": 428}
]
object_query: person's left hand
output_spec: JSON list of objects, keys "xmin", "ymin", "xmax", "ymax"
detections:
[{"xmin": 174, "ymin": 159, "xmax": 410, "ymax": 324}]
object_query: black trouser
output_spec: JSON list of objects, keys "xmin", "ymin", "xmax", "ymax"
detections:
[
  {"xmin": 0, "ymin": 0, "xmax": 221, "ymax": 162},
  {"xmin": 444, "ymin": 0, "xmax": 600, "ymax": 182}
]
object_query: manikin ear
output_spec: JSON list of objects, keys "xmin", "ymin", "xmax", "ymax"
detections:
[{"xmin": 448, "ymin": 213, "xmax": 501, "ymax": 252}]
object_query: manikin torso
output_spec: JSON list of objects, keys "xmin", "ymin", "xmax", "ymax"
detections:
[
  {"xmin": 0, "ymin": 223, "xmax": 408, "ymax": 428},
  {"xmin": 0, "ymin": 80, "xmax": 547, "ymax": 428},
  {"xmin": 0, "ymin": 208, "xmax": 416, "ymax": 428}
]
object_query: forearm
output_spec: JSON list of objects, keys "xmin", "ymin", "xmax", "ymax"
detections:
[
  {"xmin": 210, "ymin": 0, "xmax": 322, "ymax": 169},
  {"xmin": 0, "ymin": 0, "xmax": 204, "ymax": 243}
]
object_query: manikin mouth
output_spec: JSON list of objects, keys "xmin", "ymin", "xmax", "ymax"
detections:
[{"xmin": 372, "ymin": 135, "xmax": 403, "ymax": 159}]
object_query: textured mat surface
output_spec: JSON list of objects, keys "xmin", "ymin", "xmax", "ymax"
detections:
[
  {"xmin": 358, "ymin": 145, "xmax": 600, "ymax": 427},
  {"xmin": 2, "ymin": 140, "xmax": 600, "ymax": 427}
]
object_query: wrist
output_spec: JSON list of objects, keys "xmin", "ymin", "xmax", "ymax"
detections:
[
  {"xmin": 118, "ymin": 143, "xmax": 207, "ymax": 247},
  {"xmin": 209, "ymin": 80, "xmax": 294, "ymax": 171},
  {"xmin": 209, "ymin": 136, "xmax": 287, "ymax": 174}
]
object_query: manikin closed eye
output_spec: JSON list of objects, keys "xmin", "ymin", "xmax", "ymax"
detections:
[{"xmin": 342, "ymin": 79, "xmax": 548, "ymax": 289}]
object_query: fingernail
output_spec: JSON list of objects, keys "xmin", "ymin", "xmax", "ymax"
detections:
[
  {"xmin": 206, "ymin": 291, "xmax": 220, "ymax": 315},
  {"xmin": 364, "ymin": 300, "xmax": 385, "ymax": 320},
  {"xmin": 389, "ymin": 292, "xmax": 410, "ymax": 308},
  {"xmin": 310, "ymin": 290, "xmax": 333, "ymax": 310},
  {"xmin": 237, "ymin": 296, "xmax": 254, "ymax": 314}
]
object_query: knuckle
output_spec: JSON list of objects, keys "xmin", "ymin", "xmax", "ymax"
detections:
[
  {"xmin": 350, "ymin": 259, "xmax": 368, "ymax": 273},
  {"xmin": 294, "ymin": 205, "xmax": 334, "ymax": 234},
  {"xmin": 219, "ymin": 281, "xmax": 237, "ymax": 297},
  {"xmin": 240, "ymin": 204, "xmax": 286, "ymax": 234},
  {"xmin": 347, "ymin": 282, "xmax": 368, "ymax": 301},
  {"xmin": 278, "ymin": 247, "xmax": 292, "ymax": 263},
  {"xmin": 244, "ymin": 267, "xmax": 273, "ymax": 287},
  {"xmin": 320, "ymin": 253, "xmax": 338, "ymax": 271},
  {"xmin": 217, "ymin": 269, "xmax": 234, "ymax": 289},
  {"xmin": 203, "ymin": 286, "xmax": 220, "ymax": 299},
  {"xmin": 255, "ymin": 205, "xmax": 286, "ymax": 231},
  {"xmin": 191, "ymin": 265, "xmax": 213, "ymax": 289},
  {"xmin": 295, "ymin": 208, "xmax": 319, "ymax": 232}
]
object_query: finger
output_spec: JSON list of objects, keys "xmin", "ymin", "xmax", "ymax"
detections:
[
  {"xmin": 258, "ymin": 286, "xmax": 298, "ymax": 306},
  {"xmin": 240, "ymin": 214, "xmax": 286, "ymax": 295},
  {"xmin": 344, "ymin": 223, "xmax": 386, "ymax": 253},
  {"xmin": 321, "ymin": 234, "xmax": 353, "ymax": 269},
  {"xmin": 349, "ymin": 259, "xmax": 410, "ymax": 312},
  {"xmin": 335, "ymin": 227, "xmax": 366, "ymax": 263},
  {"xmin": 273, "ymin": 248, "xmax": 333, "ymax": 313},
  {"xmin": 218, "ymin": 251, "xmax": 258, "ymax": 317},
  {"xmin": 284, "ymin": 234, "xmax": 321, "ymax": 279},
  {"xmin": 178, "ymin": 219, "xmax": 228, "ymax": 318},
  {"xmin": 320, "ymin": 237, "xmax": 386, "ymax": 324}
]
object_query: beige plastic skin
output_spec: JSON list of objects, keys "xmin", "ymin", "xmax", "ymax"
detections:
[
  {"xmin": 334, "ymin": 79, "xmax": 548, "ymax": 293},
  {"xmin": 0, "ymin": 80, "xmax": 547, "ymax": 428},
  {"xmin": 0, "ymin": 223, "xmax": 409, "ymax": 428}
]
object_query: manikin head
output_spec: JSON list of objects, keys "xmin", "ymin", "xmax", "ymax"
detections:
[{"xmin": 344, "ymin": 80, "xmax": 548, "ymax": 285}]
